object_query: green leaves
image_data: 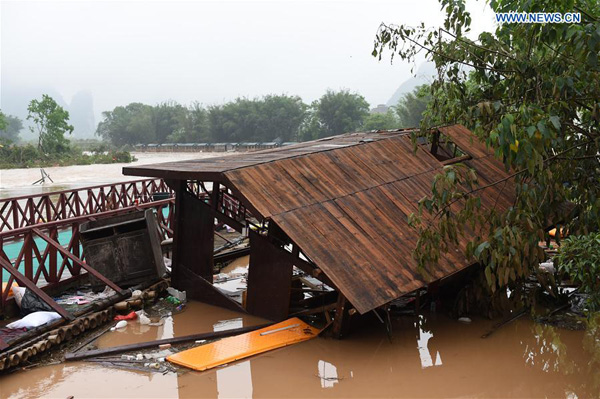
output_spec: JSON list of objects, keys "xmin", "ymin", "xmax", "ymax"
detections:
[
  {"xmin": 375, "ymin": 0, "xmax": 600, "ymax": 308},
  {"xmin": 549, "ymin": 115, "xmax": 561, "ymax": 130},
  {"xmin": 474, "ymin": 241, "xmax": 490, "ymax": 258},
  {"xmin": 555, "ymin": 233, "xmax": 600, "ymax": 312},
  {"xmin": 27, "ymin": 94, "xmax": 74, "ymax": 154}
]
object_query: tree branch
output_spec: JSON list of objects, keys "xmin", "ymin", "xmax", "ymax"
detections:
[{"xmin": 430, "ymin": 140, "xmax": 592, "ymax": 220}]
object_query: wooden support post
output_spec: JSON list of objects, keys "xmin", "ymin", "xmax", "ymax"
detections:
[
  {"xmin": 211, "ymin": 182, "xmax": 220, "ymax": 211},
  {"xmin": 331, "ymin": 293, "xmax": 351, "ymax": 339},
  {"xmin": 246, "ymin": 230, "xmax": 293, "ymax": 321},
  {"xmin": 171, "ymin": 181, "xmax": 214, "ymax": 286}
]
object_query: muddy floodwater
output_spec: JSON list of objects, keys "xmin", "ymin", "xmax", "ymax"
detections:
[
  {"xmin": 1, "ymin": 156, "xmax": 598, "ymax": 398},
  {"xmin": 0, "ymin": 152, "xmax": 224, "ymax": 198},
  {"xmin": 1, "ymin": 301, "xmax": 598, "ymax": 399}
]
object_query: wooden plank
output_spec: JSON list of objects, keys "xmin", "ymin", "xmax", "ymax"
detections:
[
  {"xmin": 226, "ymin": 169, "xmax": 278, "ymax": 218},
  {"xmin": 439, "ymin": 125, "xmax": 490, "ymax": 159},
  {"xmin": 324, "ymin": 150, "xmax": 381, "ymax": 189},
  {"xmin": 178, "ymin": 266, "xmax": 247, "ymax": 313},
  {"xmin": 65, "ymin": 323, "xmax": 271, "ymax": 361},
  {"xmin": 289, "ymin": 204, "xmax": 393, "ymax": 313},
  {"xmin": 278, "ymin": 160, "xmax": 331, "ymax": 204}
]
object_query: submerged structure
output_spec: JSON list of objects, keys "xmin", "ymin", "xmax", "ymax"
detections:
[{"xmin": 124, "ymin": 124, "xmax": 515, "ymax": 336}]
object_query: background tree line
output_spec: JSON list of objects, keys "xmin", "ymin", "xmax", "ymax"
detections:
[
  {"xmin": 2, "ymin": 87, "xmax": 430, "ymax": 148},
  {"xmin": 94, "ymin": 88, "xmax": 430, "ymax": 147}
]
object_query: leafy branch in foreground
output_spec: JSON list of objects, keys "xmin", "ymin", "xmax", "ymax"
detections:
[
  {"xmin": 375, "ymin": 0, "xmax": 600, "ymax": 311},
  {"xmin": 555, "ymin": 233, "xmax": 600, "ymax": 312}
]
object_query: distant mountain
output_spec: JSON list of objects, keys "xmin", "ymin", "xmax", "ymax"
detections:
[
  {"xmin": 386, "ymin": 62, "xmax": 436, "ymax": 107},
  {"xmin": 69, "ymin": 90, "xmax": 96, "ymax": 138},
  {"xmin": 1, "ymin": 83, "xmax": 96, "ymax": 141}
]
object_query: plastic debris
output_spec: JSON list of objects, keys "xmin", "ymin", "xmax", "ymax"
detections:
[
  {"xmin": 114, "ymin": 311, "xmax": 138, "ymax": 321},
  {"xmin": 539, "ymin": 261, "xmax": 555, "ymax": 273},
  {"xmin": 6, "ymin": 311, "xmax": 61, "ymax": 329},
  {"xmin": 166, "ymin": 287, "xmax": 186, "ymax": 302},
  {"xmin": 165, "ymin": 296, "xmax": 182, "ymax": 305},
  {"xmin": 138, "ymin": 312, "xmax": 151, "ymax": 325},
  {"xmin": 458, "ymin": 317, "xmax": 472, "ymax": 324},
  {"xmin": 131, "ymin": 290, "xmax": 143, "ymax": 300},
  {"xmin": 159, "ymin": 343, "xmax": 171, "ymax": 350},
  {"xmin": 115, "ymin": 320, "xmax": 128, "ymax": 329}
]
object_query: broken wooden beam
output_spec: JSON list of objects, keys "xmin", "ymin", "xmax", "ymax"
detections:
[
  {"xmin": 65, "ymin": 323, "xmax": 271, "ymax": 361},
  {"xmin": 0, "ymin": 256, "xmax": 73, "ymax": 321}
]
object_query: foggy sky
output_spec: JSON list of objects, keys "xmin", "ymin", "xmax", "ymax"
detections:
[{"xmin": 1, "ymin": 0, "xmax": 495, "ymax": 122}]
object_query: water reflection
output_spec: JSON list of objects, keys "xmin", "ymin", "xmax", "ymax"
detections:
[
  {"xmin": 317, "ymin": 360, "xmax": 339, "ymax": 388},
  {"xmin": 216, "ymin": 361, "xmax": 253, "ymax": 399},
  {"xmin": 415, "ymin": 314, "xmax": 443, "ymax": 369},
  {"xmin": 212, "ymin": 317, "xmax": 254, "ymax": 399},
  {"xmin": 3, "ymin": 303, "xmax": 600, "ymax": 399},
  {"xmin": 519, "ymin": 315, "xmax": 600, "ymax": 397}
]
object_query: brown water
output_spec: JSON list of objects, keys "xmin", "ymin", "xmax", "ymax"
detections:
[
  {"xmin": 0, "ymin": 152, "xmax": 224, "ymax": 198},
  {"xmin": 1, "ymin": 301, "xmax": 598, "ymax": 399}
]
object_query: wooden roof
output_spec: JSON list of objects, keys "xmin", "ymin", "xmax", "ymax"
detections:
[{"xmin": 124, "ymin": 125, "xmax": 516, "ymax": 314}]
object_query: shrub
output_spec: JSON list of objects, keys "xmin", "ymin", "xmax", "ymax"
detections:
[{"xmin": 555, "ymin": 232, "xmax": 600, "ymax": 312}]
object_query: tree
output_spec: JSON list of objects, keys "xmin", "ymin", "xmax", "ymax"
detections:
[
  {"xmin": 27, "ymin": 94, "xmax": 74, "ymax": 153},
  {"xmin": 0, "ymin": 114, "xmax": 24, "ymax": 143},
  {"xmin": 362, "ymin": 109, "xmax": 400, "ymax": 131},
  {"xmin": 374, "ymin": 0, "xmax": 600, "ymax": 309},
  {"xmin": 315, "ymin": 90, "xmax": 370, "ymax": 138},
  {"xmin": 395, "ymin": 84, "xmax": 431, "ymax": 128},
  {"xmin": 0, "ymin": 111, "xmax": 6, "ymax": 131},
  {"xmin": 96, "ymin": 103, "xmax": 154, "ymax": 146},
  {"xmin": 166, "ymin": 102, "xmax": 210, "ymax": 143},
  {"xmin": 256, "ymin": 95, "xmax": 307, "ymax": 142},
  {"xmin": 152, "ymin": 101, "xmax": 187, "ymax": 143},
  {"xmin": 206, "ymin": 95, "xmax": 307, "ymax": 142}
]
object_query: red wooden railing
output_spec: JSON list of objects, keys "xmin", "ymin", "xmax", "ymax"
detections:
[
  {"xmin": 0, "ymin": 179, "xmax": 172, "ymax": 233},
  {"xmin": 0, "ymin": 179, "xmax": 175, "ymax": 311}
]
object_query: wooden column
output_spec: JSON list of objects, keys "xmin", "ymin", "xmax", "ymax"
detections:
[
  {"xmin": 331, "ymin": 293, "xmax": 351, "ymax": 339},
  {"xmin": 171, "ymin": 180, "xmax": 215, "ymax": 288},
  {"xmin": 246, "ymin": 230, "xmax": 293, "ymax": 321}
]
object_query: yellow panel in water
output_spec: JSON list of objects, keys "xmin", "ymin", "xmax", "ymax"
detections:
[{"xmin": 166, "ymin": 318, "xmax": 320, "ymax": 371}]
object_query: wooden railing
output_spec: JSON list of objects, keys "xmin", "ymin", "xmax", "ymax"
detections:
[
  {"xmin": 0, "ymin": 180, "xmax": 175, "ymax": 311},
  {"xmin": 0, "ymin": 179, "xmax": 172, "ymax": 233}
]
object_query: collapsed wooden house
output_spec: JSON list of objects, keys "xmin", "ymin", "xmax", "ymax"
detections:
[{"xmin": 123, "ymin": 124, "xmax": 515, "ymax": 336}]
